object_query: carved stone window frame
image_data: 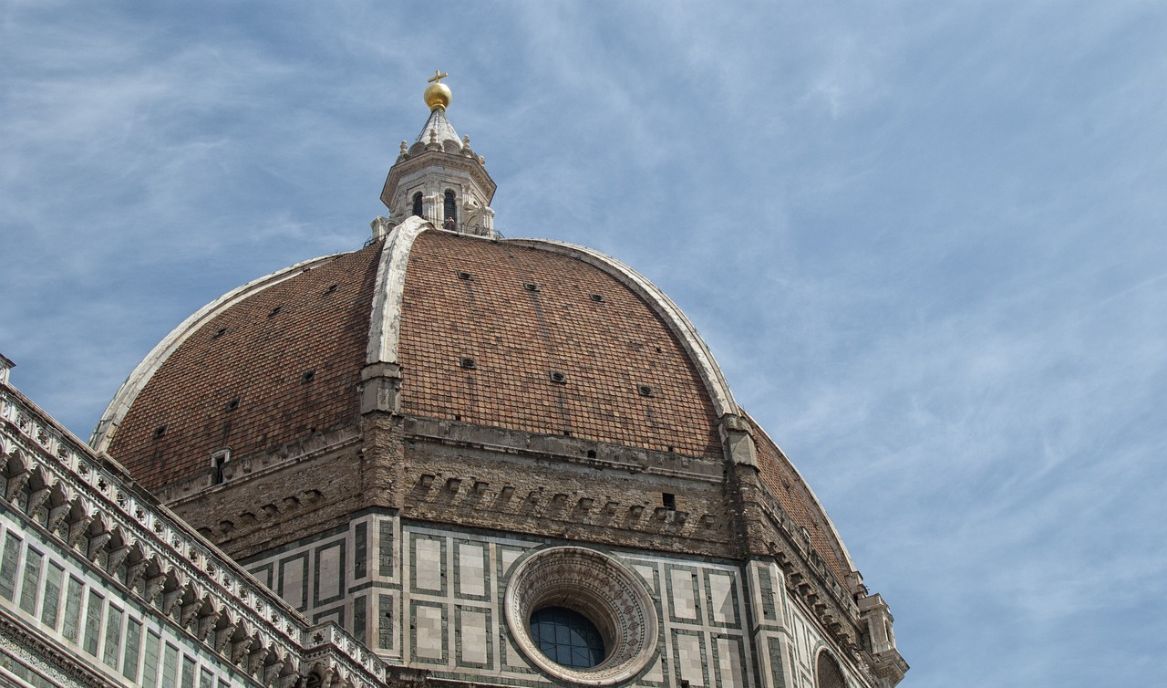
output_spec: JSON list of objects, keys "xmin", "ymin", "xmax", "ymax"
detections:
[{"xmin": 504, "ymin": 546, "xmax": 659, "ymax": 686}]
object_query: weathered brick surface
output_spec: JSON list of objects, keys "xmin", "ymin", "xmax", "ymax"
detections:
[
  {"xmin": 108, "ymin": 242, "xmax": 383, "ymax": 490},
  {"xmin": 398, "ymin": 427, "xmax": 738, "ymax": 559},
  {"xmin": 170, "ymin": 442, "xmax": 368, "ymax": 561},
  {"xmin": 751, "ymin": 416, "xmax": 851, "ymax": 585},
  {"xmin": 398, "ymin": 231, "xmax": 723, "ymax": 459}
]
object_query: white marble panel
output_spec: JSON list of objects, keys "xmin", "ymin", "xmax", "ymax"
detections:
[
  {"xmin": 414, "ymin": 605, "xmax": 444, "ymax": 660},
  {"xmin": 279, "ymin": 558, "xmax": 305, "ymax": 609},
  {"xmin": 717, "ymin": 637, "xmax": 744, "ymax": 688},
  {"xmin": 457, "ymin": 544, "xmax": 485, "ymax": 598},
  {"xmin": 459, "ymin": 609, "xmax": 489, "ymax": 664},
  {"xmin": 671, "ymin": 569, "xmax": 698, "ymax": 621},
  {"xmin": 317, "ymin": 546, "xmax": 341, "ymax": 600},
  {"xmin": 414, "ymin": 538, "xmax": 443, "ymax": 593},
  {"xmin": 708, "ymin": 573, "xmax": 736, "ymax": 625},
  {"xmin": 675, "ymin": 633, "xmax": 706, "ymax": 686}
]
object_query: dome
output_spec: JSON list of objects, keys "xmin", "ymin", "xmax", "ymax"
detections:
[
  {"xmin": 91, "ymin": 217, "xmax": 855, "ymax": 586},
  {"xmin": 12, "ymin": 75, "xmax": 906, "ymax": 688}
]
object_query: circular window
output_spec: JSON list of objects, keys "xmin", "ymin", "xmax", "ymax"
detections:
[
  {"xmin": 504, "ymin": 546, "xmax": 659, "ymax": 686},
  {"xmin": 530, "ymin": 607, "xmax": 606, "ymax": 668}
]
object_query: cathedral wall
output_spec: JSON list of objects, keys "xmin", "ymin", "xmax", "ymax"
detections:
[
  {"xmin": 242, "ymin": 514, "xmax": 874, "ymax": 688},
  {"xmin": 1, "ymin": 507, "xmax": 260, "ymax": 688}
]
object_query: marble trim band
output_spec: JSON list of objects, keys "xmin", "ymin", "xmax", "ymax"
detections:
[{"xmin": 366, "ymin": 216, "xmax": 430, "ymax": 366}]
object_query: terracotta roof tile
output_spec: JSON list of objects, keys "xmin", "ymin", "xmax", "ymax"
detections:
[
  {"xmin": 398, "ymin": 231, "xmax": 723, "ymax": 457},
  {"xmin": 107, "ymin": 242, "xmax": 383, "ymax": 489}
]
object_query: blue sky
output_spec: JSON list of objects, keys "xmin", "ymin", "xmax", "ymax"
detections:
[{"xmin": 2, "ymin": 1, "xmax": 1166, "ymax": 685}]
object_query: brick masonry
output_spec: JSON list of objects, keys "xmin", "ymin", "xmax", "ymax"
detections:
[{"xmin": 107, "ymin": 242, "xmax": 384, "ymax": 490}]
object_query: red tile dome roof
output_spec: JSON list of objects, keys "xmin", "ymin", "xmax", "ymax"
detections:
[{"xmin": 93, "ymin": 220, "xmax": 854, "ymax": 586}]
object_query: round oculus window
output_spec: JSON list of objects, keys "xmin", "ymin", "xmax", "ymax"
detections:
[{"xmin": 504, "ymin": 546, "xmax": 659, "ymax": 686}]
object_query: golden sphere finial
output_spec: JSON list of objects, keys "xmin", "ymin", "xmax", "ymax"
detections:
[{"xmin": 424, "ymin": 69, "xmax": 451, "ymax": 110}]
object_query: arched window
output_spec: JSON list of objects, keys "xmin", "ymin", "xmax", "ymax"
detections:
[
  {"xmin": 443, "ymin": 189, "xmax": 457, "ymax": 228},
  {"xmin": 412, "ymin": 192, "xmax": 423, "ymax": 217},
  {"xmin": 529, "ymin": 607, "xmax": 605, "ymax": 669},
  {"xmin": 816, "ymin": 651, "xmax": 846, "ymax": 688}
]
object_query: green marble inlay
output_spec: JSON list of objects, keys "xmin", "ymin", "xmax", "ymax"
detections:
[
  {"xmin": 379, "ymin": 520, "xmax": 394, "ymax": 577},
  {"xmin": 0, "ymin": 531, "xmax": 21, "ymax": 600},
  {"xmin": 18, "ymin": 547, "xmax": 42, "ymax": 614},
  {"xmin": 61, "ymin": 575, "xmax": 83, "ymax": 642},
  {"xmin": 102, "ymin": 605, "xmax": 123, "ymax": 668},
  {"xmin": 41, "ymin": 562, "xmax": 63, "ymax": 629},
  {"xmin": 354, "ymin": 522, "xmax": 368, "ymax": 579},
  {"xmin": 141, "ymin": 630, "xmax": 161, "ymax": 687},
  {"xmin": 378, "ymin": 594, "xmax": 394, "ymax": 650},
  {"xmin": 123, "ymin": 619, "xmax": 142, "ymax": 681},
  {"xmin": 83, "ymin": 590, "xmax": 103, "ymax": 656}
]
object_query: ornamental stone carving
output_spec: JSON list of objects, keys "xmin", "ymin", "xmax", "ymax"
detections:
[{"xmin": 504, "ymin": 546, "xmax": 659, "ymax": 687}]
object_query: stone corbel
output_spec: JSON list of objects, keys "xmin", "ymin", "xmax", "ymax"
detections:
[
  {"xmin": 46, "ymin": 502, "xmax": 71, "ymax": 532},
  {"xmin": 247, "ymin": 644, "xmax": 271, "ymax": 675},
  {"xmin": 5, "ymin": 470, "xmax": 30, "ymax": 501},
  {"xmin": 27, "ymin": 487, "xmax": 52, "ymax": 513},
  {"xmin": 230, "ymin": 636, "xmax": 254, "ymax": 665},
  {"xmin": 214, "ymin": 624, "xmax": 235, "ymax": 654},
  {"xmin": 197, "ymin": 609, "xmax": 222, "ymax": 642},
  {"xmin": 125, "ymin": 559, "xmax": 148, "ymax": 589},
  {"xmin": 179, "ymin": 597, "xmax": 206, "ymax": 627},
  {"xmin": 85, "ymin": 530, "xmax": 112, "ymax": 561},
  {"xmin": 263, "ymin": 657, "xmax": 287, "ymax": 685},
  {"xmin": 66, "ymin": 514, "xmax": 93, "ymax": 547},
  {"xmin": 161, "ymin": 587, "xmax": 183, "ymax": 616},
  {"xmin": 143, "ymin": 574, "xmax": 167, "ymax": 604},
  {"xmin": 106, "ymin": 545, "xmax": 132, "ymax": 572},
  {"xmin": 313, "ymin": 665, "xmax": 337, "ymax": 688},
  {"xmin": 275, "ymin": 668, "xmax": 300, "ymax": 688}
]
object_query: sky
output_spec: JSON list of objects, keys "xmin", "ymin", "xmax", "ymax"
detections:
[{"xmin": 2, "ymin": 1, "xmax": 1166, "ymax": 685}]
